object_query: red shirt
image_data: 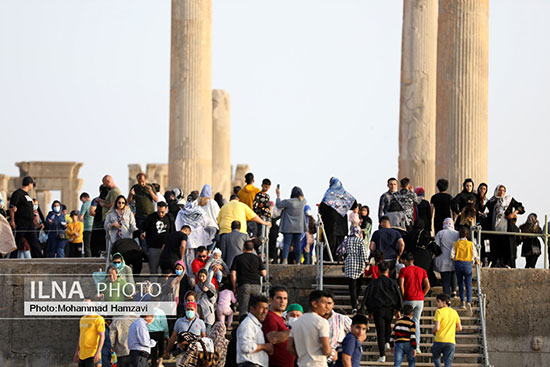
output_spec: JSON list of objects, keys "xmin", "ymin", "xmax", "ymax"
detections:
[
  {"xmin": 261, "ymin": 310, "xmax": 295, "ymax": 367},
  {"xmin": 365, "ymin": 264, "xmax": 380, "ymax": 279},
  {"xmin": 399, "ymin": 265, "xmax": 427, "ymax": 301},
  {"xmin": 191, "ymin": 257, "xmax": 218, "ymax": 289}
]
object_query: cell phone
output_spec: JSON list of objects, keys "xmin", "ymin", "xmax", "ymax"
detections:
[{"xmin": 277, "ymin": 184, "xmax": 280, "ymax": 189}]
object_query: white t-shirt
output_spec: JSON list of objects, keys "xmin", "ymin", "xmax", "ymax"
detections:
[{"xmin": 289, "ymin": 312, "xmax": 330, "ymax": 367}]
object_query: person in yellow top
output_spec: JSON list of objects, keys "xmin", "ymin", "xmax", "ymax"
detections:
[
  {"xmin": 218, "ymin": 195, "xmax": 271, "ymax": 236},
  {"xmin": 451, "ymin": 227, "xmax": 479, "ymax": 313},
  {"xmin": 66, "ymin": 210, "xmax": 84, "ymax": 257},
  {"xmin": 432, "ymin": 294, "xmax": 462, "ymax": 367},
  {"xmin": 74, "ymin": 300, "xmax": 105, "ymax": 367},
  {"xmin": 237, "ymin": 172, "xmax": 261, "ymax": 209}
]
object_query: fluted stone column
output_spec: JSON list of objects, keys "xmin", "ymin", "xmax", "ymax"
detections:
[
  {"xmin": 168, "ymin": 0, "xmax": 213, "ymax": 193},
  {"xmin": 212, "ymin": 90, "xmax": 231, "ymax": 199},
  {"xmin": 398, "ymin": 0, "xmax": 438, "ymax": 197},
  {"xmin": 436, "ymin": 0, "xmax": 489, "ymax": 194}
]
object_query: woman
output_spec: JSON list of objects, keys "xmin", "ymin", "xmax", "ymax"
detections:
[
  {"xmin": 104, "ymin": 195, "xmax": 137, "ymax": 252},
  {"xmin": 319, "ymin": 177, "xmax": 356, "ymax": 258},
  {"xmin": 343, "ymin": 226, "xmax": 368, "ymax": 313},
  {"xmin": 414, "ymin": 187, "xmax": 432, "ymax": 233},
  {"xmin": 45, "ymin": 200, "xmax": 68, "ymax": 258},
  {"xmin": 434, "ymin": 218, "xmax": 459, "ymax": 297},
  {"xmin": 520, "ymin": 213, "xmax": 542, "ymax": 268},
  {"xmin": 404, "ymin": 219, "xmax": 438, "ymax": 286},
  {"xmin": 276, "ymin": 186, "xmax": 307, "ymax": 264},
  {"xmin": 455, "ymin": 204, "xmax": 477, "ymax": 231},
  {"xmin": 486, "ymin": 184, "xmax": 525, "ymax": 268},
  {"xmin": 209, "ymin": 322, "xmax": 229, "ymax": 367},
  {"xmin": 475, "ymin": 183, "xmax": 490, "ymax": 266},
  {"xmin": 359, "ymin": 205, "xmax": 372, "ymax": 241},
  {"xmin": 451, "ymin": 178, "xmax": 477, "ymax": 218}
]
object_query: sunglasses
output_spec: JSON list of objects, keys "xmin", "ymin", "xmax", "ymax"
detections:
[
  {"xmin": 198, "ymin": 255, "xmax": 207, "ymax": 259},
  {"xmin": 117, "ymin": 201, "xmax": 126, "ymax": 205}
]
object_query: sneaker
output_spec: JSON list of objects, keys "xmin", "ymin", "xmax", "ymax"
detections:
[
  {"xmin": 459, "ymin": 302, "xmax": 466, "ymax": 309},
  {"xmin": 451, "ymin": 292, "xmax": 457, "ymax": 298},
  {"xmin": 384, "ymin": 342, "xmax": 391, "ymax": 351},
  {"xmin": 466, "ymin": 302, "xmax": 472, "ymax": 316},
  {"xmin": 377, "ymin": 356, "xmax": 386, "ymax": 362},
  {"xmin": 351, "ymin": 308, "xmax": 357, "ymax": 315}
]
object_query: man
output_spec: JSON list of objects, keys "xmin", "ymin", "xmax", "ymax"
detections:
[
  {"xmin": 231, "ymin": 240, "xmax": 266, "ymax": 316},
  {"xmin": 128, "ymin": 173, "xmax": 158, "ymax": 222},
  {"xmin": 363, "ymin": 261, "xmax": 403, "ymax": 363},
  {"xmin": 391, "ymin": 177, "xmax": 422, "ymax": 229},
  {"xmin": 378, "ymin": 177, "xmax": 398, "ymax": 220},
  {"xmin": 128, "ymin": 314, "xmax": 157, "ymax": 367},
  {"xmin": 159, "ymin": 225, "xmax": 191, "ymax": 272},
  {"xmin": 74, "ymin": 301, "xmax": 105, "ymax": 367},
  {"xmin": 262, "ymin": 286, "xmax": 295, "ymax": 367},
  {"xmin": 191, "ymin": 246, "xmax": 219, "ymax": 288},
  {"xmin": 238, "ymin": 172, "xmax": 261, "ymax": 209},
  {"xmin": 79, "ymin": 192, "xmax": 94, "ymax": 257},
  {"xmin": 220, "ymin": 220, "xmax": 250, "ymax": 268},
  {"xmin": 370, "ymin": 216, "xmax": 405, "ymax": 276},
  {"xmin": 90, "ymin": 184, "xmax": 110, "ymax": 257},
  {"xmin": 219, "ymin": 195, "xmax": 271, "ymax": 236},
  {"xmin": 252, "ymin": 178, "xmax": 272, "ymax": 241},
  {"xmin": 324, "ymin": 292, "xmax": 351, "ymax": 366},
  {"xmin": 165, "ymin": 302, "xmax": 206, "ymax": 358},
  {"xmin": 99, "ymin": 175, "xmax": 121, "ymax": 221},
  {"xmin": 237, "ymin": 294, "xmax": 273, "ymax": 367},
  {"xmin": 139, "ymin": 202, "xmax": 175, "ymax": 275},
  {"xmin": 111, "ymin": 314, "xmax": 140, "ymax": 367},
  {"xmin": 398, "ymin": 252, "xmax": 430, "ymax": 353},
  {"xmin": 9, "ymin": 176, "xmax": 42, "ymax": 258},
  {"xmin": 432, "ymin": 294, "xmax": 462, "ymax": 367},
  {"xmin": 287, "ymin": 290, "xmax": 334, "ymax": 367}
]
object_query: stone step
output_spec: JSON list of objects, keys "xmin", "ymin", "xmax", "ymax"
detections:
[
  {"xmin": 360, "ymin": 362, "xmax": 482, "ymax": 367},
  {"xmin": 365, "ymin": 332, "xmax": 480, "ymax": 340},
  {"xmin": 362, "ymin": 341, "xmax": 480, "ymax": 349}
]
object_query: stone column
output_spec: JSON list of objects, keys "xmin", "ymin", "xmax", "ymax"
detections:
[
  {"xmin": 436, "ymin": 0, "xmax": 489, "ymax": 194},
  {"xmin": 212, "ymin": 90, "xmax": 231, "ymax": 199},
  {"xmin": 168, "ymin": 0, "xmax": 213, "ymax": 193},
  {"xmin": 398, "ymin": 0, "xmax": 438, "ymax": 197}
]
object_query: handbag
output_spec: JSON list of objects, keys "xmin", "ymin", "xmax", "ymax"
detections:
[{"xmin": 56, "ymin": 231, "xmax": 66, "ymax": 241}]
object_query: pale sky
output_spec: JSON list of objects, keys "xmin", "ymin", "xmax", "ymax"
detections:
[{"xmin": 1, "ymin": 1, "xmax": 549, "ymax": 266}]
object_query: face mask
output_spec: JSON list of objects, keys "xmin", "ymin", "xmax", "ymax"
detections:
[
  {"xmin": 33, "ymin": 205, "xmax": 38, "ymax": 210},
  {"xmin": 186, "ymin": 310, "xmax": 195, "ymax": 319},
  {"xmin": 287, "ymin": 317, "xmax": 298, "ymax": 326},
  {"xmin": 175, "ymin": 269, "xmax": 184, "ymax": 276},
  {"xmin": 53, "ymin": 206, "xmax": 60, "ymax": 213},
  {"xmin": 113, "ymin": 262, "xmax": 122, "ymax": 269}
]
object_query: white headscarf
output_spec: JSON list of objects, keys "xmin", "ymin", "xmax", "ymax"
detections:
[{"xmin": 491, "ymin": 184, "xmax": 512, "ymax": 232}]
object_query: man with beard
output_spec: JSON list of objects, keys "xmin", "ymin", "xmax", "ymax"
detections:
[{"xmin": 263, "ymin": 286, "xmax": 295, "ymax": 367}]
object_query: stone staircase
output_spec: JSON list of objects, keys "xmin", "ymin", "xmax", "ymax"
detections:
[{"xmin": 321, "ymin": 267, "xmax": 485, "ymax": 367}]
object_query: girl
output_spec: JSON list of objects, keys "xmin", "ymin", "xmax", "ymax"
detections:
[
  {"xmin": 451, "ymin": 226, "xmax": 479, "ymax": 314},
  {"xmin": 216, "ymin": 282, "xmax": 237, "ymax": 329},
  {"xmin": 195, "ymin": 268, "xmax": 217, "ymax": 333}
]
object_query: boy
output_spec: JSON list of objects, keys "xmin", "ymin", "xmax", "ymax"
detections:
[
  {"xmin": 66, "ymin": 210, "xmax": 84, "ymax": 257},
  {"xmin": 390, "ymin": 304, "xmax": 417, "ymax": 367},
  {"xmin": 252, "ymin": 178, "xmax": 272, "ymax": 241},
  {"xmin": 432, "ymin": 294, "xmax": 462, "ymax": 367},
  {"xmin": 335, "ymin": 314, "xmax": 368, "ymax": 367}
]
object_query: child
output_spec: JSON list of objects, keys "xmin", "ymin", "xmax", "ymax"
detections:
[
  {"xmin": 66, "ymin": 210, "xmax": 84, "ymax": 257},
  {"xmin": 451, "ymin": 226, "xmax": 479, "ymax": 315},
  {"xmin": 365, "ymin": 250, "xmax": 385, "ymax": 279},
  {"xmin": 205, "ymin": 248, "xmax": 229, "ymax": 284},
  {"xmin": 335, "ymin": 314, "xmax": 368, "ymax": 367},
  {"xmin": 216, "ymin": 282, "xmax": 237, "ymax": 329},
  {"xmin": 349, "ymin": 204, "xmax": 361, "ymax": 236},
  {"xmin": 195, "ymin": 268, "xmax": 217, "ymax": 333},
  {"xmin": 302, "ymin": 212, "xmax": 316, "ymax": 264},
  {"xmin": 390, "ymin": 304, "xmax": 417, "ymax": 367}
]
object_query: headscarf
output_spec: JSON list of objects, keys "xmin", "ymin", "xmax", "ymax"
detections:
[
  {"xmin": 321, "ymin": 177, "xmax": 356, "ymax": 217},
  {"xmin": 208, "ymin": 322, "xmax": 229, "ymax": 367},
  {"xmin": 415, "ymin": 187, "xmax": 425, "ymax": 197},
  {"xmin": 290, "ymin": 186, "xmax": 304, "ymax": 199},
  {"xmin": 349, "ymin": 225, "xmax": 361, "ymax": 238},
  {"xmin": 304, "ymin": 205, "xmax": 313, "ymax": 217},
  {"xmin": 200, "ymin": 184, "xmax": 212, "ymax": 198},
  {"xmin": 174, "ymin": 260, "xmax": 186, "ymax": 272},
  {"xmin": 442, "ymin": 217, "xmax": 454, "ymax": 230},
  {"xmin": 462, "ymin": 178, "xmax": 475, "ymax": 192},
  {"xmin": 360, "ymin": 205, "xmax": 372, "ymax": 229}
]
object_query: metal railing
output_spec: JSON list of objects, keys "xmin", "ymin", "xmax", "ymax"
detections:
[
  {"xmin": 315, "ymin": 212, "xmax": 332, "ymax": 290},
  {"xmin": 259, "ymin": 221, "xmax": 271, "ymax": 296}
]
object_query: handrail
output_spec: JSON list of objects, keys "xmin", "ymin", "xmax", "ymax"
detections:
[
  {"xmin": 315, "ymin": 212, "xmax": 326, "ymax": 290},
  {"xmin": 260, "ymin": 220, "xmax": 270, "ymax": 296},
  {"xmin": 472, "ymin": 225, "xmax": 493, "ymax": 367}
]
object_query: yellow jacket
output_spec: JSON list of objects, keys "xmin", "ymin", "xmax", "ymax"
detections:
[
  {"xmin": 66, "ymin": 221, "xmax": 84, "ymax": 243},
  {"xmin": 451, "ymin": 239, "xmax": 479, "ymax": 262}
]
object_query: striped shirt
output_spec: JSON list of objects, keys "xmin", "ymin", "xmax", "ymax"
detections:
[{"xmin": 389, "ymin": 316, "xmax": 416, "ymax": 348}]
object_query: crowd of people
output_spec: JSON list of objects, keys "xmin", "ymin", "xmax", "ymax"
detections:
[{"xmin": 0, "ymin": 172, "xmax": 546, "ymax": 367}]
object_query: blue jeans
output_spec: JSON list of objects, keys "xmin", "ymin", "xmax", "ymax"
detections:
[
  {"xmin": 46, "ymin": 237, "xmax": 66, "ymax": 258},
  {"xmin": 17, "ymin": 250, "xmax": 31, "ymax": 259},
  {"xmin": 454, "ymin": 261, "xmax": 472, "ymax": 303},
  {"xmin": 440, "ymin": 271, "xmax": 457, "ymax": 296},
  {"xmin": 282, "ymin": 233, "xmax": 303, "ymax": 263},
  {"xmin": 394, "ymin": 342, "xmax": 415, "ymax": 367},
  {"xmin": 432, "ymin": 342, "xmax": 455, "ymax": 367},
  {"xmin": 404, "ymin": 300, "xmax": 423, "ymax": 345}
]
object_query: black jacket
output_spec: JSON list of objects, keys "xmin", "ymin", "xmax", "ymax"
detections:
[{"xmin": 364, "ymin": 275, "xmax": 403, "ymax": 313}]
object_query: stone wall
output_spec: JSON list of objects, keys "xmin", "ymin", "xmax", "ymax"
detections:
[{"xmin": 482, "ymin": 268, "xmax": 550, "ymax": 367}]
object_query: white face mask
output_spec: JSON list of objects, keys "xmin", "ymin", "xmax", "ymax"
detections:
[{"xmin": 287, "ymin": 317, "xmax": 298, "ymax": 326}]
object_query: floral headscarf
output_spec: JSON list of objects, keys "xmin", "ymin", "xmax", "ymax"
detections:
[
  {"xmin": 321, "ymin": 177, "xmax": 356, "ymax": 217},
  {"xmin": 208, "ymin": 322, "xmax": 228, "ymax": 367}
]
